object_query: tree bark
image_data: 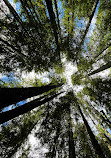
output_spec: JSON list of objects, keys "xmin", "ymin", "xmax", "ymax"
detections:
[
  {"xmin": 28, "ymin": 0, "xmax": 41, "ymax": 23},
  {"xmin": 80, "ymin": 0, "xmax": 99, "ymax": 45},
  {"xmin": 88, "ymin": 112, "xmax": 111, "ymax": 151},
  {"xmin": 3, "ymin": 0, "xmax": 31, "ymax": 38},
  {"xmin": 76, "ymin": 0, "xmax": 99, "ymax": 55},
  {"xmin": 45, "ymin": 0, "xmax": 60, "ymax": 58},
  {"xmin": 0, "ymin": 84, "xmax": 61, "ymax": 109},
  {"xmin": 54, "ymin": 0, "xmax": 60, "ymax": 30},
  {"xmin": 68, "ymin": 105, "xmax": 76, "ymax": 158},
  {"xmin": 94, "ymin": 43, "xmax": 111, "ymax": 60},
  {"xmin": 88, "ymin": 62, "xmax": 111, "ymax": 76},
  {"xmin": 0, "ymin": 91, "xmax": 63, "ymax": 124},
  {"xmin": 78, "ymin": 104, "xmax": 106, "ymax": 158},
  {"xmin": 3, "ymin": 0, "xmax": 23, "ymax": 25},
  {"xmin": 6, "ymin": 117, "xmax": 39, "ymax": 158}
]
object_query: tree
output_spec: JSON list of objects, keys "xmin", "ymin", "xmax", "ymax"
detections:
[
  {"xmin": 88, "ymin": 62, "xmax": 111, "ymax": 76},
  {"xmin": 0, "ymin": 0, "xmax": 111, "ymax": 157},
  {"xmin": 77, "ymin": 103, "xmax": 106, "ymax": 158},
  {"xmin": 0, "ymin": 84, "xmax": 62, "ymax": 109},
  {"xmin": 0, "ymin": 90, "xmax": 64, "ymax": 124},
  {"xmin": 0, "ymin": 107, "xmax": 44, "ymax": 158},
  {"xmin": 74, "ymin": 123, "xmax": 97, "ymax": 158}
]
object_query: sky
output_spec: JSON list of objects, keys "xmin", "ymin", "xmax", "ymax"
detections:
[
  {"xmin": 0, "ymin": 0, "xmax": 111, "ymax": 157},
  {"xmin": 1, "ymin": 0, "xmax": 110, "ymax": 87},
  {"xmin": 1, "ymin": 0, "xmax": 110, "ymax": 113}
]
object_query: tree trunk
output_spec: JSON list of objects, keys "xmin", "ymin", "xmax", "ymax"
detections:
[
  {"xmin": 45, "ymin": 0, "xmax": 60, "ymax": 58},
  {"xmin": 86, "ymin": 101, "xmax": 111, "ymax": 127},
  {"xmin": 3, "ymin": 0, "xmax": 31, "ymax": 38},
  {"xmin": 68, "ymin": 105, "xmax": 76, "ymax": 158},
  {"xmin": 94, "ymin": 43, "xmax": 111, "ymax": 60},
  {"xmin": 0, "ymin": 84, "xmax": 61, "ymax": 109},
  {"xmin": 88, "ymin": 112, "xmax": 111, "ymax": 151},
  {"xmin": 0, "ymin": 37, "xmax": 22, "ymax": 55},
  {"xmin": 19, "ymin": 0, "xmax": 35, "ymax": 24},
  {"xmin": 0, "ymin": 91, "xmax": 63, "ymax": 124},
  {"xmin": 3, "ymin": 0, "xmax": 23, "ymax": 25},
  {"xmin": 88, "ymin": 62, "xmax": 111, "ymax": 76},
  {"xmin": 78, "ymin": 104, "xmax": 106, "ymax": 158},
  {"xmin": 81, "ymin": 0, "xmax": 99, "ymax": 44},
  {"xmin": 28, "ymin": 0, "xmax": 40, "ymax": 23},
  {"xmin": 6, "ymin": 118, "xmax": 39, "ymax": 158},
  {"xmin": 100, "ymin": 110, "xmax": 111, "ymax": 125},
  {"xmin": 54, "ymin": 0, "xmax": 60, "ymax": 30},
  {"xmin": 77, "ymin": 0, "xmax": 99, "ymax": 54},
  {"xmin": 69, "ymin": 125, "xmax": 76, "ymax": 158}
]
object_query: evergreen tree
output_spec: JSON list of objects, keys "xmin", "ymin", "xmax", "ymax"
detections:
[{"xmin": 0, "ymin": 0, "xmax": 111, "ymax": 157}]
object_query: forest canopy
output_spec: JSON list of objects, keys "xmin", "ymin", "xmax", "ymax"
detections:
[{"xmin": 0, "ymin": 0, "xmax": 111, "ymax": 157}]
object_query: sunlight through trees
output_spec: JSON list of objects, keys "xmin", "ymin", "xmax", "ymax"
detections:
[{"xmin": 0, "ymin": 0, "xmax": 111, "ymax": 157}]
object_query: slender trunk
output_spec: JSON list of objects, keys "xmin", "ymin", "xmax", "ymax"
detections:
[
  {"xmin": 3, "ymin": 0, "xmax": 22, "ymax": 24},
  {"xmin": 80, "ymin": 0, "xmax": 99, "ymax": 45},
  {"xmin": 76, "ymin": 0, "xmax": 99, "ymax": 55},
  {"xmin": 88, "ymin": 62, "xmax": 111, "ymax": 76},
  {"xmin": 0, "ymin": 37, "xmax": 26, "ymax": 58},
  {"xmin": 0, "ymin": 84, "xmax": 61, "ymax": 109},
  {"xmin": 28, "ymin": 0, "xmax": 41, "ymax": 23},
  {"xmin": 45, "ymin": 0, "xmax": 60, "ymax": 58},
  {"xmin": 86, "ymin": 101, "xmax": 111, "ymax": 127},
  {"xmin": 54, "ymin": 0, "xmax": 60, "ymax": 30},
  {"xmin": 51, "ymin": 123, "xmax": 61, "ymax": 158},
  {"xmin": 19, "ymin": 0, "xmax": 49, "ymax": 51},
  {"xmin": 19, "ymin": 0, "xmax": 35, "ymax": 25},
  {"xmin": 78, "ymin": 104, "xmax": 106, "ymax": 158},
  {"xmin": 0, "ymin": 91, "xmax": 63, "ymax": 124},
  {"xmin": 100, "ymin": 110, "xmax": 111, "ymax": 125},
  {"xmin": 69, "ymin": 125, "xmax": 76, "ymax": 158},
  {"xmin": 68, "ymin": 106, "xmax": 76, "ymax": 158},
  {"xmin": 53, "ymin": 0, "xmax": 63, "ymax": 50},
  {"xmin": 24, "ymin": 0, "xmax": 37, "ymax": 24},
  {"xmin": 3, "ymin": 0, "xmax": 32, "ymax": 38},
  {"xmin": 7, "ymin": 118, "xmax": 39, "ymax": 158},
  {"xmin": 94, "ymin": 43, "xmax": 111, "ymax": 60},
  {"xmin": 88, "ymin": 112, "xmax": 111, "ymax": 151}
]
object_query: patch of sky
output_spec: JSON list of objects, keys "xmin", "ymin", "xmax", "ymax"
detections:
[
  {"xmin": 107, "ymin": 127, "xmax": 111, "ymax": 135},
  {"xmin": 75, "ymin": 17, "xmax": 86, "ymax": 29},
  {"xmin": 0, "ymin": 72, "xmax": 20, "ymax": 87},
  {"xmin": 42, "ymin": 77, "xmax": 49, "ymax": 83},
  {"xmin": 58, "ymin": 0, "xmax": 64, "ymax": 21},
  {"xmin": 1, "ymin": 100, "xmax": 27, "ymax": 113}
]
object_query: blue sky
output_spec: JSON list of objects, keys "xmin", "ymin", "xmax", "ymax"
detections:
[{"xmin": 1, "ymin": 1, "xmax": 111, "ymax": 157}]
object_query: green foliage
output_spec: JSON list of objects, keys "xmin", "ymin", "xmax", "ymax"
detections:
[
  {"xmin": 71, "ymin": 72, "xmax": 83, "ymax": 85},
  {"xmin": 0, "ymin": 107, "xmax": 44, "ymax": 158},
  {"xmin": 0, "ymin": 0, "xmax": 111, "ymax": 157},
  {"xmin": 74, "ymin": 123, "xmax": 97, "ymax": 158}
]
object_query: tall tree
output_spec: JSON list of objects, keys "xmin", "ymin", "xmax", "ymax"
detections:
[
  {"xmin": 0, "ymin": 84, "xmax": 62, "ymax": 109},
  {"xmin": 88, "ymin": 62, "xmax": 111, "ymax": 76},
  {"xmin": 77, "ymin": 103, "xmax": 106, "ymax": 158},
  {"xmin": 0, "ymin": 0, "xmax": 111, "ymax": 157},
  {"xmin": 0, "ymin": 91, "xmax": 63, "ymax": 124}
]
